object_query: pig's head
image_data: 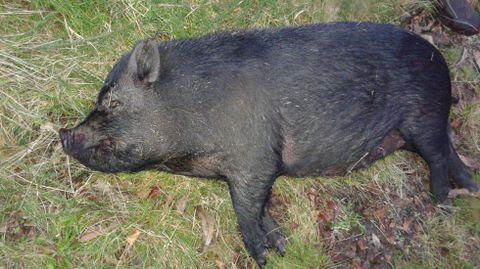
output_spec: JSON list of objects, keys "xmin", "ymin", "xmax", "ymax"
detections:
[{"xmin": 59, "ymin": 39, "xmax": 170, "ymax": 173}]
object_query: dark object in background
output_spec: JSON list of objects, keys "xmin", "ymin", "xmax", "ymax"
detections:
[
  {"xmin": 438, "ymin": 0, "xmax": 480, "ymax": 35},
  {"xmin": 59, "ymin": 23, "xmax": 479, "ymax": 268}
]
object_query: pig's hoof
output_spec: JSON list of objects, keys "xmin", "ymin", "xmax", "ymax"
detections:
[
  {"xmin": 276, "ymin": 237, "xmax": 286, "ymax": 257},
  {"xmin": 266, "ymin": 229, "xmax": 286, "ymax": 256},
  {"xmin": 255, "ymin": 255, "xmax": 267, "ymax": 269},
  {"xmin": 252, "ymin": 246, "xmax": 268, "ymax": 269},
  {"xmin": 465, "ymin": 181, "xmax": 479, "ymax": 192},
  {"xmin": 432, "ymin": 186, "xmax": 452, "ymax": 204}
]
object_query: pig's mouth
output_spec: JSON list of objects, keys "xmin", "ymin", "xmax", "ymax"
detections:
[{"xmin": 59, "ymin": 128, "xmax": 139, "ymax": 173}]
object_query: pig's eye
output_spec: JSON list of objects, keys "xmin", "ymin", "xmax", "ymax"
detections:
[{"xmin": 109, "ymin": 100, "xmax": 122, "ymax": 108}]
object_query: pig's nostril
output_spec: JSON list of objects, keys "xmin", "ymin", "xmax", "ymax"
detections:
[{"xmin": 59, "ymin": 128, "xmax": 70, "ymax": 143}]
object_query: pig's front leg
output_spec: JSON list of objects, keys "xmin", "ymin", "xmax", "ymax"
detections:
[{"xmin": 228, "ymin": 176, "xmax": 275, "ymax": 269}]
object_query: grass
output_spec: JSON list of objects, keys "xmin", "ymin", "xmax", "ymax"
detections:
[{"xmin": 1, "ymin": 0, "xmax": 479, "ymax": 268}]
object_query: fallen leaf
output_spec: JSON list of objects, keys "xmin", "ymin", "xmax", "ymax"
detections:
[
  {"xmin": 326, "ymin": 200, "xmax": 336, "ymax": 211},
  {"xmin": 176, "ymin": 195, "xmax": 188, "ymax": 215},
  {"xmin": 402, "ymin": 218, "xmax": 414, "ymax": 233},
  {"xmin": 126, "ymin": 229, "xmax": 141, "ymax": 246},
  {"xmin": 147, "ymin": 186, "xmax": 162, "ymax": 199},
  {"xmin": 374, "ymin": 208, "xmax": 386, "ymax": 221},
  {"xmin": 196, "ymin": 206, "xmax": 214, "ymax": 248},
  {"xmin": 307, "ymin": 188, "xmax": 317, "ymax": 203},
  {"xmin": 86, "ymin": 193, "xmax": 99, "ymax": 201},
  {"xmin": 448, "ymin": 188, "xmax": 480, "ymax": 199},
  {"xmin": 318, "ymin": 200, "xmax": 337, "ymax": 223},
  {"xmin": 78, "ymin": 225, "xmax": 112, "ymax": 242},
  {"xmin": 357, "ymin": 238, "xmax": 368, "ymax": 251},
  {"xmin": 318, "ymin": 212, "xmax": 331, "ymax": 223},
  {"xmin": 371, "ymin": 233, "xmax": 382, "ymax": 250},
  {"xmin": 116, "ymin": 229, "xmax": 142, "ymax": 266},
  {"xmin": 215, "ymin": 259, "xmax": 225, "ymax": 269},
  {"xmin": 289, "ymin": 222, "xmax": 299, "ymax": 231},
  {"xmin": 450, "ymin": 118, "xmax": 462, "ymax": 129}
]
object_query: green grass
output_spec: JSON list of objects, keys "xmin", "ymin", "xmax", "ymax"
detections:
[{"xmin": 1, "ymin": 0, "xmax": 479, "ymax": 268}]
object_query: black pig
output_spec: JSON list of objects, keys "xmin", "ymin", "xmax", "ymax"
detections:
[{"xmin": 59, "ymin": 23, "xmax": 478, "ymax": 268}]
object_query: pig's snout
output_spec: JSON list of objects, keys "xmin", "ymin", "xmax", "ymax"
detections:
[
  {"xmin": 59, "ymin": 128, "xmax": 70, "ymax": 145},
  {"xmin": 59, "ymin": 127, "xmax": 87, "ymax": 154}
]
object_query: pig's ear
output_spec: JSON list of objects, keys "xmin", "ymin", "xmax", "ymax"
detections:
[{"xmin": 129, "ymin": 39, "xmax": 160, "ymax": 83}]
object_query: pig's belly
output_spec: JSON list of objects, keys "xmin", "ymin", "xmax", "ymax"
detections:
[{"xmin": 281, "ymin": 129, "xmax": 405, "ymax": 177}]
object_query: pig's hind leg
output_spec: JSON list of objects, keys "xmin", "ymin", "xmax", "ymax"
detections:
[
  {"xmin": 400, "ymin": 123, "xmax": 478, "ymax": 202},
  {"xmin": 400, "ymin": 124, "xmax": 452, "ymax": 203}
]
